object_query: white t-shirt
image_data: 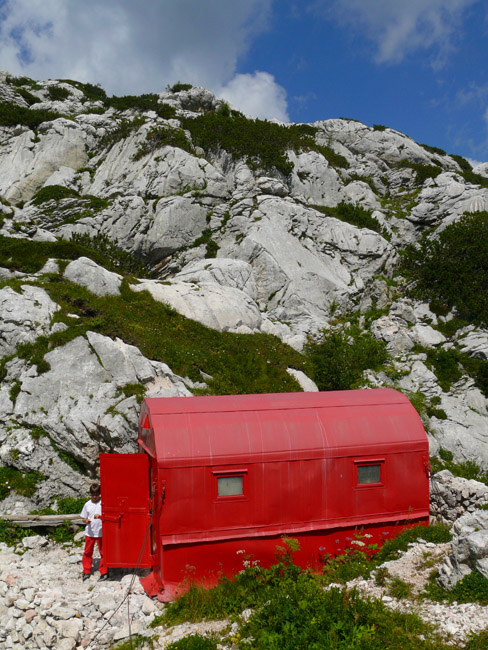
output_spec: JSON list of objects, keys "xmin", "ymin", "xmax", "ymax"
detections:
[{"xmin": 81, "ymin": 499, "xmax": 102, "ymax": 538}]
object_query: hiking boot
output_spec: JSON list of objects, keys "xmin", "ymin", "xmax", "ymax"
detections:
[
  {"xmin": 82, "ymin": 573, "xmax": 90, "ymax": 581},
  {"xmin": 98, "ymin": 574, "xmax": 108, "ymax": 582}
]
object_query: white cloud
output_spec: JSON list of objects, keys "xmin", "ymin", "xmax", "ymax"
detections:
[
  {"xmin": 0, "ymin": 0, "xmax": 275, "ymax": 102},
  {"xmin": 218, "ymin": 71, "xmax": 289, "ymax": 122},
  {"xmin": 313, "ymin": 0, "xmax": 480, "ymax": 65}
]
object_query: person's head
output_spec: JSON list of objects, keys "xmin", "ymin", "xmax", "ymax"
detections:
[{"xmin": 90, "ymin": 482, "xmax": 101, "ymax": 502}]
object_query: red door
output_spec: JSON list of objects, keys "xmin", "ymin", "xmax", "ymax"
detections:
[{"xmin": 100, "ymin": 453, "xmax": 152, "ymax": 568}]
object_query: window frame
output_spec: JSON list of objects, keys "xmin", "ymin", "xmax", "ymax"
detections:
[
  {"xmin": 354, "ymin": 458, "xmax": 385, "ymax": 488},
  {"xmin": 212, "ymin": 468, "xmax": 248, "ymax": 502}
]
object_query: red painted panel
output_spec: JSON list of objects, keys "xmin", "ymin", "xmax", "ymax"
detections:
[{"xmin": 100, "ymin": 453, "xmax": 152, "ymax": 568}]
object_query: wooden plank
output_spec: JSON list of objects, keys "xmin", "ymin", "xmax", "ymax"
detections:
[{"xmin": 2, "ymin": 514, "xmax": 84, "ymax": 528}]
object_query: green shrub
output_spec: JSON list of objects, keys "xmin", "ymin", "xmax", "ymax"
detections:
[
  {"xmin": 169, "ymin": 82, "xmax": 193, "ymax": 92},
  {"xmin": 425, "ymin": 348, "xmax": 463, "ymax": 392},
  {"xmin": 105, "ymin": 94, "xmax": 176, "ymax": 119},
  {"xmin": 240, "ymin": 578, "xmax": 447, "ymax": 650},
  {"xmin": 449, "ymin": 155, "xmax": 488, "ymax": 188},
  {"xmin": 388, "ymin": 576, "xmax": 413, "ymax": 599},
  {"xmin": 0, "ymin": 519, "xmax": 37, "ymax": 546},
  {"xmin": 0, "ymin": 102, "xmax": 61, "ymax": 129},
  {"xmin": 56, "ymin": 496, "xmax": 86, "ymax": 514},
  {"xmin": 58, "ymin": 79, "xmax": 107, "ymax": 101},
  {"xmin": 397, "ymin": 160, "xmax": 443, "ymax": 185},
  {"xmin": 7, "ymin": 75, "xmax": 41, "ymax": 89},
  {"xmin": 133, "ymin": 125, "xmax": 193, "ymax": 159},
  {"xmin": 420, "ymin": 143, "xmax": 446, "ymax": 156},
  {"xmin": 313, "ymin": 201, "xmax": 389, "ymax": 239},
  {"xmin": 69, "ymin": 232, "xmax": 152, "ymax": 277},
  {"xmin": 450, "ymin": 154, "xmax": 472, "ymax": 172},
  {"xmin": 16, "ymin": 88, "xmax": 41, "ymax": 106},
  {"xmin": 181, "ymin": 112, "xmax": 348, "ymax": 176},
  {"xmin": 402, "ymin": 212, "xmax": 488, "ymax": 326},
  {"xmin": 32, "ymin": 185, "xmax": 80, "ymax": 205},
  {"xmin": 0, "ymin": 233, "xmax": 151, "ymax": 278},
  {"xmin": 47, "ymin": 86, "xmax": 70, "ymax": 102},
  {"xmin": 304, "ymin": 325, "xmax": 388, "ymax": 391}
]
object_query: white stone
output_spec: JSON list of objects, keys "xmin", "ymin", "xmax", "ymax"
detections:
[{"xmin": 64, "ymin": 257, "xmax": 122, "ymax": 297}]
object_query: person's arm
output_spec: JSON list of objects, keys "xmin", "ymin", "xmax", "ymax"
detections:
[{"xmin": 81, "ymin": 503, "xmax": 90, "ymax": 525}]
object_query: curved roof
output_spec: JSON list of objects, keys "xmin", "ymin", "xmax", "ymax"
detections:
[{"xmin": 138, "ymin": 388, "xmax": 427, "ymax": 466}]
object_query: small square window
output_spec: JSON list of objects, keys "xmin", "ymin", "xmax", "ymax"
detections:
[
  {"xmin": 357, "ymin": 464, "xmax": 381, "ymax": 484},
  {"xmin": 217, "ymin": 476, "xmax": 243, "ymax": 496}
]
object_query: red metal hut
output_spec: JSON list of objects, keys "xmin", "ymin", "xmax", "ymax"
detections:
[{"xmin": 100, "ymin": 388, "xmax": 430, "ymax": 600}]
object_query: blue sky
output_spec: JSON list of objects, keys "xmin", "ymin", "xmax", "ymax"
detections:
[{"xmin": 0, "ymin": 0, "xmax": 487, "ymax": 162}]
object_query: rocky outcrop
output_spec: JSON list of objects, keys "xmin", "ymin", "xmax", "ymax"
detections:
[{"xmin": 438, "ymin": 509, "xmax": 488, "ymax": 589}]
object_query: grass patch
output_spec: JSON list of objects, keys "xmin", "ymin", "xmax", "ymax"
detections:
[
  {"xmin": 423, "ymin": 569, "xmax": 488, "ymax": 606},
  {"xmin": 119, "ymin": 382, "xmax": 146, "ymax": 402},
  {"xmin": 165, "ymin": 637, "xmax": 218, "ymax": 650},
  {"xmin": 0, "ymin": 466, "xmax": 45, "ymax": 500},
  {"xmin": 37, "ymin": 277, "xmax": 308, "ymax": 395}
]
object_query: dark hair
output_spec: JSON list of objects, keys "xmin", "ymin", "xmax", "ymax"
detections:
[{"xmin": 90, "ymin": 482, "xmax": 100, "ymax": 497}]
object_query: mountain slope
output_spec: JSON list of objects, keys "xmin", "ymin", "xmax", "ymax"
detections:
[{"xmin": 0, "ymin": 71, "xmax": 487, "ymax": 508}]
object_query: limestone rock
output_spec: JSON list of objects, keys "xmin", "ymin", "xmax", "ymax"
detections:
[
  {"xmin": 132, "ymin": 279, "xmax": 262, "ymax": 332},
  {"xmin": 64, "ymin": 257, "xmax": 122, "ymax": 296},
  {"xmin": 0, "ymin": 285, "xmax": 60, "ymax": 356}
]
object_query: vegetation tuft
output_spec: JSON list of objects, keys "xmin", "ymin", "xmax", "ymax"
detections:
[
  {"xmin": 304, "ymin": 325, "xmax": 388, "ymax": 391},
  {"xmin": 104, "ymin": 93, "xmax": 176, "ymax": 120},
  {"xmin": 180, "ymin": 111, "xmax": 348, "ymax": 176},
  {"xmin": 0, "ymin": 233, "xmax": 151, "ymax": 278},
  {"xmin": 397, "ymin": 160, "xmax": 443, "ymax": 185},
  {"xmin": 430, "ymin": 448, "xmax": 488, "ymax": 486},
  {"xmin": 0, "ymin": 102, "xmax": 61, "ymax": 129},
  {"xmin": 154, "ymin": 531, "xmax": 457, "ymax": 650},
  {"xmin": 402, "ymin": 212, "xmax": 488, "ymax": 327},
  {"xmin": 0, "ymin": 466, "xmax": 45, "ymax": 500},
  {"xmin": 133, "ymin": 125, "xmax": 194, "ymax": 159},
  {"xmin": 312, "ymin": 201, "xmax": 390, "ymax": 239},
  {"xmin": 47, "ymin": 86, "xmax": 71, "ymax": 102}
]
